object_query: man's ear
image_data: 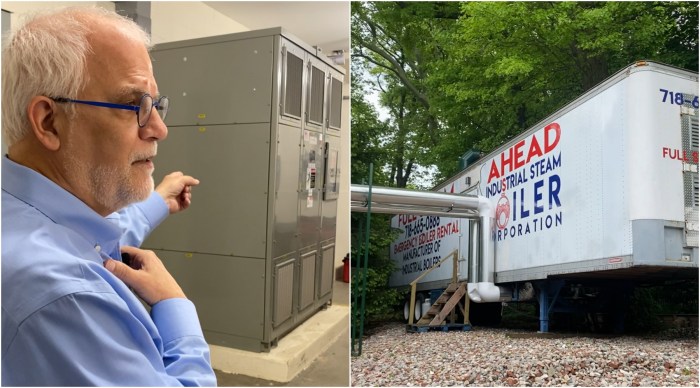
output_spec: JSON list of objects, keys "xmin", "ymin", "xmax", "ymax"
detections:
[{"xmin": 27, "ymin": 96, "xmax": 62, "ymax": 151}]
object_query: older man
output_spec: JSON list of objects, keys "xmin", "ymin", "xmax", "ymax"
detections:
[{"xmin": 2, "ymin": 6, "xmax": 216, "ymax": 386}]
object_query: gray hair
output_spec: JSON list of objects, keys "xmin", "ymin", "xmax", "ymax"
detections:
[{"xmin": 2, "ymin": 6, "xmax": 152, "ymax": 147}]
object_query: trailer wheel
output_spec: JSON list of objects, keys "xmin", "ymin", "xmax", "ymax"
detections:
[{"xmin": 403, "ymin": 294, "xmax": 425, "ymax": 323}]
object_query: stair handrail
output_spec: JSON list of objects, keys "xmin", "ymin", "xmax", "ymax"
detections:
[{"xmin": 408, "ymin": 249, "xmax": 460, "ymax": 325}]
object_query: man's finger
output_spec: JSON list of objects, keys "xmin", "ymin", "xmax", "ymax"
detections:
[
  {"xmin": 120, "ymin": 245, "xmax": 142, "ymax": 256},
  {"xmin": 181, "ymin": 176, "xmax": 200, "ymax": 187},
  {"xmin": 120, "ymin": 245, "xmax": 139, "ymax": 253},
  {"xmin": 167, "ymin": 171, "xmax": 184, "ymax": 178},
  {"xmin": 104, "ymin": 259, "xmax": 137, "ymax": 286},
  {"xmin": 120, "ymin": 246, "xmax": 148, "ymax": 269}
]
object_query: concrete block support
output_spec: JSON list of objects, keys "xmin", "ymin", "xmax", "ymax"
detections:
[{"xmin": 209, "ymin": 304, "xmax": 348, "ymax": 382}]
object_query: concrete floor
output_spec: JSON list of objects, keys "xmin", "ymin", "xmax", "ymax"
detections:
[{"xmin": 214, "ymin": 277, "xmax": 350, "ymax": 387}]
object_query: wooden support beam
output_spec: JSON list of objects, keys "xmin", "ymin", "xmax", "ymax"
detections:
[{"xmin": 430, "ymin": 283, "xmax": 467, "ymax": 326}]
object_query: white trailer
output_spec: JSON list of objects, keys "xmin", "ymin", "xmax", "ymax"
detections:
[{"xmin": 387, "ymin": 61, "xmax": 699, "ymax": 331}]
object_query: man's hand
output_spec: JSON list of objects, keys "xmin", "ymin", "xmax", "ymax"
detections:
[
  {"xmin": 155, "ymin": 171, "xmax": 200, "ymax": 214},
  {"xmin": 104, "ymin": 246, "xmax": 186, "ymax": 306}
]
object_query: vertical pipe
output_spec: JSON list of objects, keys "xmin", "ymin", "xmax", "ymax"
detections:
[
  {"xmin": 357, "ymin": 163, "xmax": 373, "ymax": 355},
  {"xmin": 479, "ymin": 214, "xmax": 495, "ymax": 283},
  {"xmin": 452, "ymin": 250, "xmax": 458, "ymax": 284},
  {"xmin": 468, "ymin": 220, "xmax": 479, "ymax": 283}
]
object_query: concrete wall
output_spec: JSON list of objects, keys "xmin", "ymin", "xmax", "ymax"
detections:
[
  {"xmin": 2, "ymin": 2, "xmax": 115, "ymax": 31},
  {"xmin": 150, "ymin": 2, "xmax": 247, "ymax": 44}
]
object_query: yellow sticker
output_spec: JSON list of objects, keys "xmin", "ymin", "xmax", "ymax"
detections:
[
  {"xmin": 197, "ymin": 113, "xmax": 206, "ymax": 119},
  {"xmin": 184, "ymin": 253, "xmax": 193, "ymax": 258},
  {"xmin": 198, "ymin": 127, "xmax": 206, "ymax": 133}
]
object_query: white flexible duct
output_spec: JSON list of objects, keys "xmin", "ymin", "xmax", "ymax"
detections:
[{"xmin": 351, "ymin": 184, "xmax": 508, "ymax": 302}]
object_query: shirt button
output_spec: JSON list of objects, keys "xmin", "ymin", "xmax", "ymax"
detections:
[{"xmin": 94, "ymin": 244, "xmax": 102, "ymax": 253}]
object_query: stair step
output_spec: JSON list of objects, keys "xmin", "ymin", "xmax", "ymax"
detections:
[
  {"xmin": 416, "ymin": 317, "xmax": 432, "ymax": 325},
  {"xmin": 406, "ymin": 323, "xmax": 472, "ymax": 333},
  {"xmin": 414, "ymin": 282, "xmax": 470, "ymax": 329},
  {"xmin": 429, "ymin": 283, "xmax": 468, "ymax": 326},
  {"xmin": 435, "ymin": 295, "xmax": 450, "ymax": 304}
]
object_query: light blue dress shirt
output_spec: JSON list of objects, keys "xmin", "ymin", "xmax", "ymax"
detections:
[{"xmin": 1, "ymin": 156, "xmax": 217, "ymax": 386}]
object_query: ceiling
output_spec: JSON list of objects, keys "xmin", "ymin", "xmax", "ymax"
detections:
[{"xmin": 204, "ymin": 1, "xmax": 349, "ymax": 54}]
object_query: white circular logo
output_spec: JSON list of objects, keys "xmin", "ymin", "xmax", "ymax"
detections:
[{"xmin": 495, "ymin": 193, "xmax": 510, "ymax": 230}]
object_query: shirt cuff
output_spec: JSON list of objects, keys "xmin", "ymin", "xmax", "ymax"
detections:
[
  {"xmin": 151, "ymin": 298, "xmax": 205, "ymax": 344},
  {"xmin": 136, "ymin": 192, "xmax": 169, "ymax": 230}
]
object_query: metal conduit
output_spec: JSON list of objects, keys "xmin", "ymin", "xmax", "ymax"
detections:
[
  {"xmin": 351, "ymin": 184, "xmax": 508, "ymax": 304},
  {"xmin": 351, "ymin": 185, "xmax": 484, "ymax": 217},
  {"xmin": 352, "ymin": 204, "xmax": 480, "ymax": 218}
]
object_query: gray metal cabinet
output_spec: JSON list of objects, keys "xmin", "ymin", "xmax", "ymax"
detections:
[{"xmin": 143, "ymin": 28, "xmax": 344, "ymax": 352}]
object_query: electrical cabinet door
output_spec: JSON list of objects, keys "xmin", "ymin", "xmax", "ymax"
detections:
[
  {"xmin": 272, "ymin": 123, "xmax": 302, "ymax": 259},
  {"xmin": 152, "ymin": 37, "xmax": 275, "ymax": 126},
  {"xmin": 155, "ymin": 250, "xmax": 265, "ymax": 346},
  {"xmin": 327, "ymin": 72, "xmax": 344, "ymax": 132},
  {"xmin": 321, "ymin": 135, "xmax": 341, "ymax": 241},
  {"xmin": 298, "ymin": 129, "xmax": 324, "ymax": 250},
  {"xmin": 144, "ymin": 124, "xmax": 270, "ymax": 259},
  {"xmin": 279, "ymin": 38, "xmax": 306, "ymax": 128}
]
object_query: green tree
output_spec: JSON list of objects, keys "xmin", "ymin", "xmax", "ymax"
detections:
[
  {"xmin": 350, "ymin": 73, "xmax": 403, "ymax": 324},
  {"xmin": 433, "ymin": 1, "xmax": 698, "ymax": 180},
  {"xmin": 353, "ymin": 1, "xmax": 699, "ymax": 184},
  {"xmin": 352, "ymin": 2, "xmax": 462, "ymax": 187},
  {"xmin": 350, "ymin": 212, "xmax": 403, "ymax": 325},
  {"xmin": 351, "ymin": 73, "xmax": 391, "ymax": 187}
]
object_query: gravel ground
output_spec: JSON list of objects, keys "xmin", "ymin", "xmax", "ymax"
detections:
[{"xmin": 351, "ymin": 323, "xmax": 699, "ymax": 387}]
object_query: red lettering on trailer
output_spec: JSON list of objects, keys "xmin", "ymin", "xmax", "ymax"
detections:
[
  {"xmin": 436, "ymin": 221, "xmax": 459, "ymax": 239},
  {"xmin": 526, "ymin": 136, "xmax": 543, "ymax": 164},
  {"xmin": 394, "ymin": 237, "xmax": 417, "ymax": 254},
  {"xmin": 513, "ymin": 140, "xmax": 526, "ymax": 170},
  {"xmin": 398, "ymin": 214, "xmax": 417, "ymax": 226},
  {"xmin": 544, "ymin": 123, "xmax": 560, "ymax": 154},
  {"xmin": 662, "ymin": 147, "xmax": 699, "ymax": 164},
  {"xmin": 488, "ymin": 123, "xmax": 561, "ymax": 183}
]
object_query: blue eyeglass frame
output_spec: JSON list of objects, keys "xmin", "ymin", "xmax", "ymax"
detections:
[{"xmin": 50, "ymin": 93, "xmax": 168, "ymax": 127}]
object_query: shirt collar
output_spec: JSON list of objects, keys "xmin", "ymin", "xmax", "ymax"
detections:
[{"xmin": 2, "ymin": 156, "xmax": 122, "ymax": 260}]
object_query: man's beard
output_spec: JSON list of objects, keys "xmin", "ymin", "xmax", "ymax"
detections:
[{"xmin": 63, "ymin": 140, "xmax": 155, "ymax": 213}]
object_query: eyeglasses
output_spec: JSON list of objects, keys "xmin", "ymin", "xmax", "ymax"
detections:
[{"xmin": 51, "ymin": 93, "xmax": 169, "ymax": 127}]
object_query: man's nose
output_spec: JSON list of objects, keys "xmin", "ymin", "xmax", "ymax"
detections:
[{"xmin": 140, "ymin": 110, "xmax": 168, "ymax": 141}]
